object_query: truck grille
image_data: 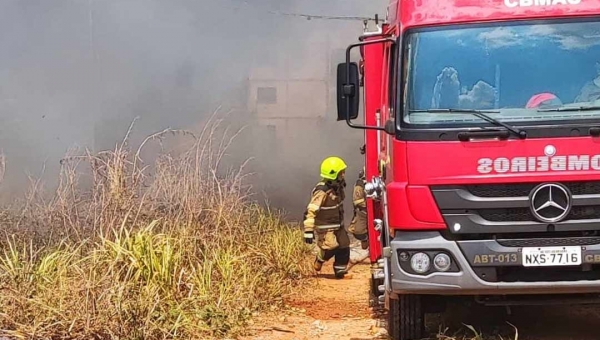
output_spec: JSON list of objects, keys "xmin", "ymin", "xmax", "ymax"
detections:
[
  {"xmin": 467, "ymin": 182, "xmax": 600, "ymax": 197},
  {"xmin": 497, "ymin": 237, "xmax": 600, "ymax": 248},
  {"xmin": 479, "ymin": 206, "xmax": 600, "ymax": 222},
  {"xmin": 431, "ymin": 180, "xmax": 600, "ymax": 235}
]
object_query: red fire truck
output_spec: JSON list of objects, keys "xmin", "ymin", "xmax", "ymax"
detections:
[{"xmin": 336, "ymin": 0, "xmax": 600, "ymax": 339}]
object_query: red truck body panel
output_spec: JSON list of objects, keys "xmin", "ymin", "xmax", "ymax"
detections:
[
  {"xmin": 376, "ymin": 0, "xmax": 600, "ymax": 234},
  {"xmin": 386, "ymin": 138, "xmax": 600, "ymax": 230},
  {"xmin": 362, "ymin": 37, "xmax": 386, "ymax": 262}
]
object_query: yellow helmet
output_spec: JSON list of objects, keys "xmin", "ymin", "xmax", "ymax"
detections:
[{"xmin": 320, "ymin": 156, "xmax": 347, "ymax": 181}]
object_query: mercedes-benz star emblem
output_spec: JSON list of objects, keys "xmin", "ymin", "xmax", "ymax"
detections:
[{"xmin": 529, "ymin": 183, "xmax": 572, "ymax": 223}]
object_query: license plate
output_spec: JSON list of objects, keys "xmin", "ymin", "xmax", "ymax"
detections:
[{"xmin": 522, "ymin": 246, "xmax": 582, "ymax": 267}]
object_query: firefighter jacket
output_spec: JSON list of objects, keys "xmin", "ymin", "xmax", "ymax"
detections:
[
  {"xmin": 303, "ymin": 181, "xmax": 350, "ymax": 250},
  {"xmin": 348, "ymin": 178, "xmax": 368, "ymax": 239},
  {"xmin": 352, "ymin": 178, "xmax": 367, "ymax": 213}
]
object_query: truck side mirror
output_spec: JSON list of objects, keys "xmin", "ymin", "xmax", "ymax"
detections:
[
  {"xmin": 336, "ymin": 62, "xmax": 360, "ymax": 121},
  {"xmin": 335, "ymin": 37, "xmax": 396, "ymax": 132}
]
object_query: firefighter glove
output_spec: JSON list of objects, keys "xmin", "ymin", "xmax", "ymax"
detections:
[{"xmin": 304, "ymin": 230, "xmax": 314, "ymax": 244}]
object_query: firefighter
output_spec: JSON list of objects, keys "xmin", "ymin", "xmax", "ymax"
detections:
[
  {"xmin": 303, "ymin": 156, "xmax": 351, "ymax": 279},
  {"xmin": 348, "ymin": 167, "xmax": 368, "ymax": 250}
]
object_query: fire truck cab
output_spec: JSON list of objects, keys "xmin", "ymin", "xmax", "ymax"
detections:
[{"xmin": 336, "ymin": 0, "xmax": 600, "ymax": 339}]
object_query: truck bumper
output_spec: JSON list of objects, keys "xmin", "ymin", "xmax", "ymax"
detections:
[{"xmin": 390, "ymin": 231, "xmax": 600, "ymax": 295}]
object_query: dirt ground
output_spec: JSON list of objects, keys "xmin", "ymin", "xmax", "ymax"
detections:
[
  {"xmin": 241, "ymin": 245, "xmax": 600, "ymax": 340},
  {"xmin": 241, "ymin": 246, "xmax": 384, "ymax": 340}
]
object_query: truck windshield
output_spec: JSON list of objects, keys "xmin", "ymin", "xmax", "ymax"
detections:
[{"xmin": 403, "ymin": 19, "xmax": 600, "ymax": 127}]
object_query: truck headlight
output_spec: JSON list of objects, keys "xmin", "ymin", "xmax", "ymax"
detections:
[
  {"xmin": 433, "ymin": 253, "xmax": 451, "ymax": 272},
  {"xmin": 410, "ymin": 252, "xmax": 430, "ymax": 274}
]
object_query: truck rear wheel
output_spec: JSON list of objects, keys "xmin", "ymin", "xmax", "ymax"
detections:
[{"xmin": 388, "ymin": 294, "xmax": 425, "ymax": 340}]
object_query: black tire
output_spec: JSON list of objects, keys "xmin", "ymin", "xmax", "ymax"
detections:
[{"xmin": 388, "ymin": 294, "xmax": 425, "ymax": 340}]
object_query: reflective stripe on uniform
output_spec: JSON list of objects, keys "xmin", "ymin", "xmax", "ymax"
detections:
[
  {"xmin": 319, "ymin": 203, "xmax": 341, "ymax": 210},
  {"xmin": 304, "ymin": 233, "xmax": 314, "ymax": 239},
  {"xmin": 307, "ymin": 203, "xmax": 320, "ymax": 211},
  {"xmin": 333, "ymin": 265, "xmax": 347, "ymax": 271},
  {"xmin": 353, "ymin": 198, "xmax": 365, "ymax": 205},
  {"xmin": 316, "ymin": 224, "xmax": 341, "ymax": 231}
]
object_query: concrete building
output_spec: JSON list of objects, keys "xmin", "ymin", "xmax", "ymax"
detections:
[{"xmin": 243, "ymin": 23, "xmax": 367, "ymax": 220}]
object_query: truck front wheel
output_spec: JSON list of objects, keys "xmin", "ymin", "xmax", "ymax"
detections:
[{"xmin": 387, "ymin": 294, "xmax": 425, "ymax": 340}]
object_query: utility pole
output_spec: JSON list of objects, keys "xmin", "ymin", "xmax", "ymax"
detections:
[{"xmin": 88, "ymin": 0, "xmax": 98, "ymax": 152}]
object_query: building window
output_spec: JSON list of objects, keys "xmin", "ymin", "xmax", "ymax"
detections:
[{"xmin": 257, "ymin": 87, "xmax": 277, "ymax": 104}]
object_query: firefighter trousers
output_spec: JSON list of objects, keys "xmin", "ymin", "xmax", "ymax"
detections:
[
  {"xmin": 348, "ymin": 210, "xmax": 368, "ymax": 249},
  {"xmin": 315, "ymin": 246, "xmax": 350, "ymax": 278}
]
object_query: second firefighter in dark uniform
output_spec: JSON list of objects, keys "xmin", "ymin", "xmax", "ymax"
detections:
[
  {"xmin": 348, "ymin": 168, "xmax": 368, "ymax": 250},
  {"xmin": 303, "ymin": 156, "xmax": 351, "ymax": 279}
]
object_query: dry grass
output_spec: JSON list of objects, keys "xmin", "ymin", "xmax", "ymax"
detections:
[{"xmin": 0, "ymin": 111, "xmax": 312, "ymax": 339}]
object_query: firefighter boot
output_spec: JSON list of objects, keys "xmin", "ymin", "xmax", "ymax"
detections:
[
  {"xmin": 314, "ymin": 258, "xmax": 324, "ymax": 272},
  {"xmin": 334, "ymin": 267, "xmax": 353, "ymax": 279},
  {"xmin": 315, "ymin": 249, "xmax": 336, "ymax": 273},
  {"xmin": 333, "ymin": 247, "xmax": 351, "ymax": 279},
  {"xmin": 334, "ymin": 268, "xmax": 350, "ymax": 279},
  {"xmin": 361, "ymin": 240, "xmax": 369, "ymax": 250}
]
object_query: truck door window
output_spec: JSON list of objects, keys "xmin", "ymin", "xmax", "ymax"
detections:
[
  {"xmin": 388, "ymin": 43, "xmax": 397, "ymax": 119},
  {"xmin": 402, "ymin": 18, "xmax": 600, "ymax": 128}
]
